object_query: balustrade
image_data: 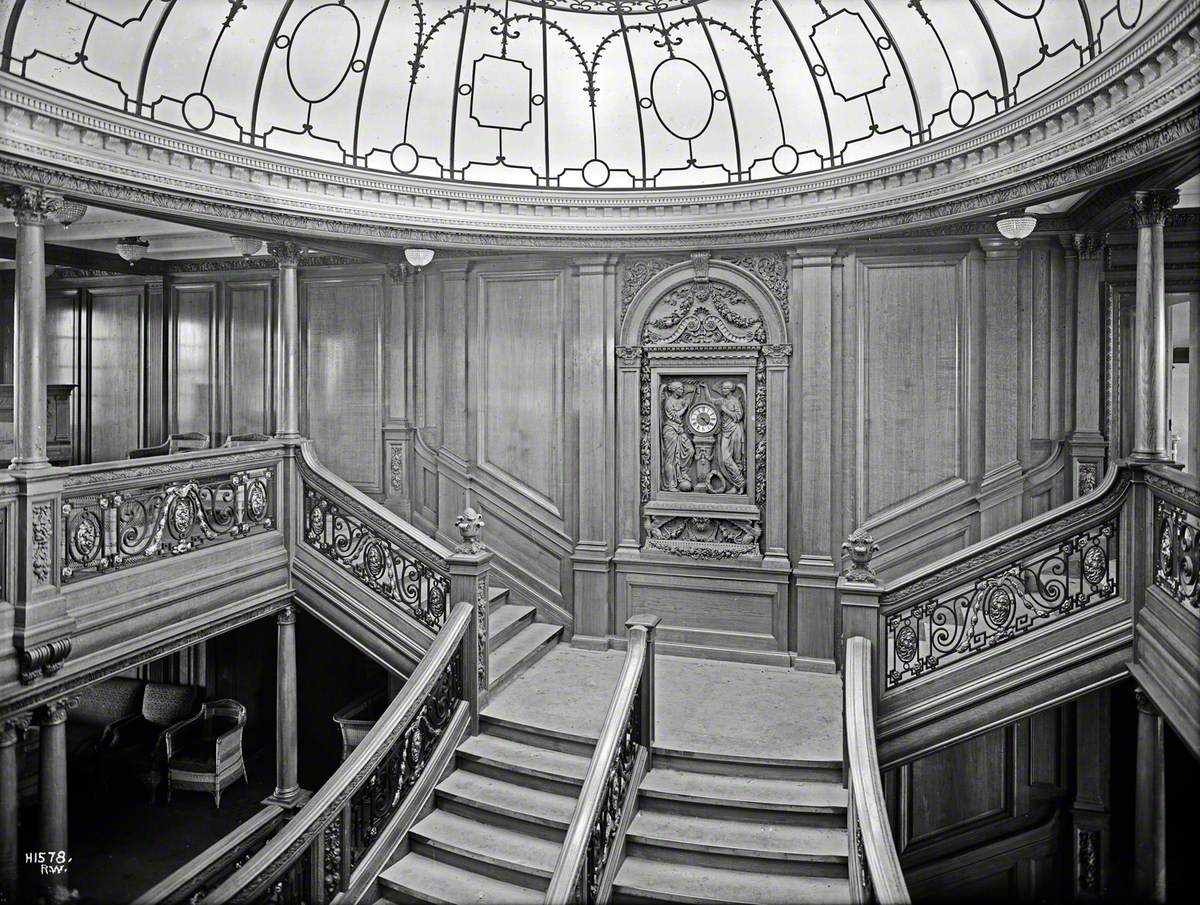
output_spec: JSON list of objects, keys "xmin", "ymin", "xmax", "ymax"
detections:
[{"xmin": 546, "ymin": 615, "xmax": 659, "ymax": 905}]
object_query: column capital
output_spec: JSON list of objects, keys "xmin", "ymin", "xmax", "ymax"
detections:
[
  {"xmin": 1073, "ymin": 232, "xmax": 1108, "ymax": 260},
  {"xmin": 266, "ymin": 240, "xmax": 304, "ymax": 266},
  {"xmin": 38, "ymin": 696, "xmax": 78, "ymax": 726},
  {"xmin": 1, "ymin": 713, "xmax": 32, "ymax": 745},
  {"xmin": 615, "ymin": 345, "xmax": 643, "ymax": 367},
  {"xmin": 277, "ymin": 603, "xmax": 296, "ymax": 626},
  {"xmin": 763, "ymin": 343, "xmax": 793, "ymax": 365},
  {"xmin": 1129, "ymin": 190, "xmax": 1180, "ymax": 228},
  {"xmin": 386, "ymin": 262, "xmax": 410, "ymax": 282},
  {"xmin": 1, "ymin": 186, "xmax": 62, "ymax": 226},
  {"xmin": 1133, "ymin": 687, "xmax": 1158, "ymax": 715}
]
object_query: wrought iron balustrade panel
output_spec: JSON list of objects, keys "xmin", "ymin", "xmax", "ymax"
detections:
[
  {"xmin": 346, "ymin": 651, "xmax": 463, "ymax": 871},
  {"xmin": 302, "ymin": 486, "xmax": 450, "ymax": 630},
  {"xmin": 1155, "ymin": 498, "xmax": 1200, "ymax": 610},
  {"xmin": 884, "ymin": 517, "xmax": 1120, "ymax": 689},
  {"xmin": 573, "ymin": 686, "xmax": 642, "ymax": 905},
  {"xmin": 60, "ymin": 468, "xmax": 274, "ymax": 584}
]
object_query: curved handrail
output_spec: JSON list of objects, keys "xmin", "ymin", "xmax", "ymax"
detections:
[
  {"xmin": 545, "ymin": 616, "xmax": 659, "ymax": 905},
  {"xmin": 205, "ymin": 600, "xmax": 474, "ymax": 905},
  {"xmin": 880, "ymin": 461, "xmax": 1128, "ymax": 608},
  {"xmin": 844, "ymin": 636, "xmax": 909, "ymax": 905}
]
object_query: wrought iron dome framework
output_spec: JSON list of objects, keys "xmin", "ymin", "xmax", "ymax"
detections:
[{"xmin": 0, "ymin": 0, "xmax": 1158, "ymax": 190}]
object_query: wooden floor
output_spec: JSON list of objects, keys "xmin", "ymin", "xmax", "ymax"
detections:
[{"xmin": 484, "ymin": 642, "xmax": 843, "ymax": 761}]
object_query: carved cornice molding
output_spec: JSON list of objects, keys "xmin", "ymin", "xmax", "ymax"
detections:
[{"xmin": 0, "ymin": 0, "xmax": 1195, "ymax": 248}]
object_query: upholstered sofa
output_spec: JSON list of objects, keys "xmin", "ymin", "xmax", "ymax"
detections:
[{"xmin": 69, "ymin": 677, "xmax": 200, "ymax": 800}]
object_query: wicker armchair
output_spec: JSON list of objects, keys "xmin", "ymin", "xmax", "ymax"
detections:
[
  {"xmin": 165, "ymin": 699, "xmax": 247, "ymax": 807},
  {"xmin": 128, "ymin": 432, "xmax": 210, "ymax": 459}
]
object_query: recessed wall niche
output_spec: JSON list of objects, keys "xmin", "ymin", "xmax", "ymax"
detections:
[{"xmin": 615, "ymin": 253, "xmax": 791, "ymax": 662}]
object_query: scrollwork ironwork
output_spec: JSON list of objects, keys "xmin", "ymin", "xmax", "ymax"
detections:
[
  {"xmin": 346, "ymin": 652, "xmax": 462, "ymax": 872},
  {"xmin": 884, "ymin": 517, "xmax": 1120, "ymax": 688},
  {"xmin": 572, "ymin": 685, "xmax": 642, "ymax": 905},
  {"xmin": 1154, "ymin": 498, "xmax": 1199, "ymax": 610},
  {"xmin": 302, "ymin": 486, "xmax": 450, "ymax": 631},
  {"xmin": 60, "ymin": 468, "xmax": 274, "ymax": 584}
]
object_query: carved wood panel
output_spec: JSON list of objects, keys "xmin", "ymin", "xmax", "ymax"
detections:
[
  {"xmin": 172, "ymin": 282, "xmax": 217, "ymax": 441},
  {"xmin": 225, "ymin": 280, "xmax": 274, "ymax": 438}
]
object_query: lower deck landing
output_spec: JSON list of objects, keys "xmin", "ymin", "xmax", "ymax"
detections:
[{"xmin": 483, "ymin": 643, "xmax": 842, "ymax": 761}]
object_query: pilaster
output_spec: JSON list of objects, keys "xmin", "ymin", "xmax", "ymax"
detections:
[
  {"xmin": 1133, "ymin": 687, "xmax": 1166, "ymax": 903},
  {"xmin": 383, "ymin": 263, "xmax": 414, "ymax": 519},
  {"xmin": 1068, "ymin": 233, "xmax": 1110, "ymax": 496}
]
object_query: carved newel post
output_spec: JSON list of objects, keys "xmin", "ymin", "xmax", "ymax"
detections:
[
  {"xmin": 2, "ymin": 186, "xmax": 61, "ymax": 470},
  {"xmin": 1133, "ymin": 688, "xmax": 1166, "ymax": 903},
  {"xmin": 269, "ymin": 603, "xmax": 302, "ymax": 807},
  {"xmin": 1, "ymin": 714, "xmax": 31, "ymax": 904},
  {"xmin": 268, "ymin": 241, "xmax": 304, "ymax": 440},
  {"xmin": 1129, "ymin": 190, "xmax": 1179, "ymax": 463},
  {"xmin": 838, "ymin": 528, "xmax": 883, "ymax": 656},
  {"xmin": 448, "ymin": 507, "xmax": 493, "ymax": 734}
]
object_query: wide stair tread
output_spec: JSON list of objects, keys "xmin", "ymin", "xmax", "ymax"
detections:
[
  {"xmin": 488, "ymin": 603, "xmax": 536, "ymax": 647},
  {"xmin": 457, "ymin": 732, "xmax": 590, "ymax": 785},
  {"xmin": 614, "ymin": 857, "xmax": 851, "ymax": 905},
  {"xmin": 488, "ymin": 622, "xmax": 562, "ymax": 692},
  {"xmin": 640, "ymin": 768, "xmax": 847, "ymax": 813},
  {"xmin": 378, "ymin": 851, "xmax": 543, "ymax": 905},
  {"xmin": 410, "ymin": 809, "xmax": 559, "ymax": 881},
  {"xmin": 629, "ymin": 810, "xmax": 848, "ymax": 861},
  {"xmin": 437, "ymin": 767, "xmax": 576, "ymax": 828}
]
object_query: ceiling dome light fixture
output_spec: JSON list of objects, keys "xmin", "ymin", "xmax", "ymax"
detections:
[
  {"xmin": 229, "ymin": 235, "xmax": 264, "ymax": 257},
  {"xmin": 56, "ymin": 199, "xmax": 87, "ymax": 228},
  {"xmin": 115, "ymin": 236, "xmax": 150, "ymax": 266},
  {"xmin": 404, "ymin": 248, "xmax": 435, "ymax": 269},
  {"xmin": 995, "ymin": 211, "xmax": 1038, "ymax": 242}
]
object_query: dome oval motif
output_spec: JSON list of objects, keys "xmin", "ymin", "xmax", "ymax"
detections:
[
  {"xmin": 286, "ymin": 3, "xmax": 361, "ymax": 105},
  {"xmin": 650, "ymin": 58, "xmax": 714, "ymax": 142}
]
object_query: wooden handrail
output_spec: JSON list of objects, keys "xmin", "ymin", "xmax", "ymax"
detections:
[
  {"xmin": 545, "ymin": 615, "xmax": 659, "ymax": 905},
  {"xmin": 205, "ymin": 600, "xmax": 476, "ymax": 905},
  {"xmin": 844, "ymin": 636, "xmax": 909, "ymax": 905}
]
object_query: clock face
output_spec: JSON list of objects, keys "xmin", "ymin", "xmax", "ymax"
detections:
[{"xmin": 688, "ymin": 402, "xmax": 718, "ymax": 434}]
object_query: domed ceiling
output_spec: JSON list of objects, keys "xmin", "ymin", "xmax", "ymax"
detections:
[{"xmin": 2, "ymin": 0, "xmax": 1157, "ymax": 190}]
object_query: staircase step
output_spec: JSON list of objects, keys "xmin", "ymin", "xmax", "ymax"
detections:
[
  {"xmin": 488, "ymin": 623, "xmax": 562, "ymax": 695},
  {"xmin": 478, "ymin": 713, "xmax": 597, "ymax": 759},
  {"xmin": 627, "ymin": 810, "xmax": 848, "ymax": 873},
  {"xmin": 488, "ymin": 603, "xmax": 536, "ymax": 648},
  {"xmin": 613, "ymin": 857, "xmax": 852, "ymax": 905},
  {"xmin": 435, "ymin": 766, "xmax": 576, "ymax": 836},
  {"xmin": 409, "ymin": 809, "xmax": 558, "ymax": 889},
  {"xmin": 488, "ymin": 585, "xmax": 509, "ymax": 612},
  {"xmin": 378, "ymin": 851, "xmax": 543, "ymax": 905},
  {"xmin": 457, "ymin": 731, "xmax": 589, "ymax": 793},
  {"xmin": 640, "ymin": 768, "xmax": 847, "ymax": 822},
  {"xmin": 651, "ymin": 749, "xmax": 842, "ymax": 783}
]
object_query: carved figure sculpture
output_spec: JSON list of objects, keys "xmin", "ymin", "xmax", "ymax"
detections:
[
  {"xmin": 661, "ymin": 381, "xmax": 694, "ymax": 491},
  {"xmin": 716, "ymin": 381, "xmax": 746, "ymax": 492}
]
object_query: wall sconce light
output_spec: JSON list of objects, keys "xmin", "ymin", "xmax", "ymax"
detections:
[
  {"xmin": 995, "ymin": 211, "xmax": 1038, "ymax": 242},
  {"xmin": 115, "ymin": 236, "xmax": 150, "ymax": 266},
  {"xmin": 56, "ymin": 200, "xmax": 87, "ymax": 228},
  {"xmin": 229, "ymin": 235, "xmax": 264, "ymax": 257},
  {"xmin": 404, "ymin": 248, "xmax": 435, "ymax": 269}
]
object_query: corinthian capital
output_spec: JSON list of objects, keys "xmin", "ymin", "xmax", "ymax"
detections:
[
  {"xmin": 2, "ymin": 185, "xmax": 63, "ymax": 226},
  {"xmin": 266, "ymin": 240, "xmax": 304, "ymax": 267},
  {"xmin": 1072, "ymin": 232, "xmax": 1108, "ymax": 260},
  {"xmin": 1129, "ymin": 189, "xmax": 1180, "ymax": 228}
]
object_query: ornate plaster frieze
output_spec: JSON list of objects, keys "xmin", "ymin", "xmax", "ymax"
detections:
[{"xmin": 0, "ymin": 0, "xmax": 1195, "ymax": 249}]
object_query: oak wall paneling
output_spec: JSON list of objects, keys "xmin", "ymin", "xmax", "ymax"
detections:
[
  {"xmin": 87, "ymin": 285, "xmax": 149, "ymax": 462},
  {"xmin": 170, "ymin": 281, "xmax": 218, "ymax": 441},
  {"xmin": 301, "ymin": 272, "xmax": 384, "ymax": 493},
  {"xmin": 223, "ymin": 278, "xmax": 275, "ymax": 438}
]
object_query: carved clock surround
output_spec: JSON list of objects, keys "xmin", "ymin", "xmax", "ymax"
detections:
[{"xmin": 617, "ymin": 253, "xmax": 791, "ymax": 567}]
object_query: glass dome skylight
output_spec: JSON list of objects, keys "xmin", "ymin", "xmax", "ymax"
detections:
[{"xmin": 0, "ymin": 0, "xmax": 1157, "ymax": 189}]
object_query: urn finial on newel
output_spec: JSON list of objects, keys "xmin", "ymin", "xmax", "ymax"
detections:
[
  {"xmin": 841, "ymin": 527, "xmax": 880, "ymax": 584},
  {"xmin": 455, "ymin": 507, "xmax": 486, "ymax": 555}
]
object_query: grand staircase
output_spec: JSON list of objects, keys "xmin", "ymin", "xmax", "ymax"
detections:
[{"xmin": 375, "ymin": 590, "xmax": 852, "ymax": 905}]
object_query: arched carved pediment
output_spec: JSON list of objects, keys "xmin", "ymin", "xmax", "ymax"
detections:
[
  {"xmin": 641, "ymin": 281, "xmax": 765, "ymax": 347},
  {"xmin": 620, "ymin": 256, "xmax": 787, "ymax": 347}
]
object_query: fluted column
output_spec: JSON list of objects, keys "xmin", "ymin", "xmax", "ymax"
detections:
[
  {"xmin": 1134, "ymin": 688, "xmax": 1166, "ymax": 903},
  {"xmin": 271, "ymin": 603, "xmax": 300, "ymax": 806},
  {"xmin": 268, "ymin": 241, "xmax": 303, "ymax": 440},
  {"xmin": 3, "ymin": 187, "xmax": 61, "ymax": 470},
  {"xmin": 1, "ymin": 714, "xmax": 31, "ymax": 904},
  {"xmin": 37, "ymin": 697, "xmax": 75, "ymax": 905},
  {"xmin": 1129, "ymin": 190, "xmax": 1179, "ymax": 463}
]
